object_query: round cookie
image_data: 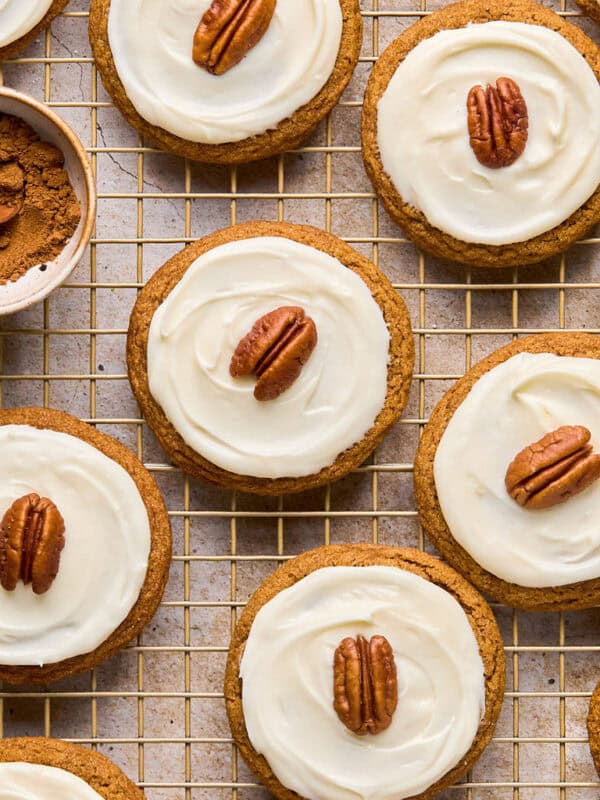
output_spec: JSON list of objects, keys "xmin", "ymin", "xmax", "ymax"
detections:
[
  {"xmin": 361, "ymin": 0, "xmax": 600, "ymax": 268},
  {"xmin": 0, "ymin": 0, "xmax": 70, "ymax": 61},
  {"xmin": 577, "ymin": 0, "xmax": 600, "ymax": 26},
  {"xmin": 588, "ymin": 682, "xmax": 600, "ymax": 777},
  {"xmin": 225, "ymin": 543, "xmax": 505, "ymax": 800},
  {"xmin": 414, "ymin": 332, "xmax": 600, "ymax": 611},
  {"xmin": 88, "ymin": 0, "xmax": 362, "ymax": 164},
  {"xmin": 0, "ymin": 737, "xmax": 144, "ymax": 799},
  {"xmin": 127, "ymin": 221, "xmax": 414, "ymax": 496},
  {"xmin": 0, "ymin": 406, "xmax": 171, "ymax": 685}
]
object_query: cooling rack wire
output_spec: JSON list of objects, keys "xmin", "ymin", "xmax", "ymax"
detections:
[{"xmin": 0, "ymin": 0, "xmax": 599, "ymax": 798}]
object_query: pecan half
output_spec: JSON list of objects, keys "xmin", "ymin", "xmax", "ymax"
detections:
[
  {"xmin": 467, "ymin": 77, "xmax": 528, "ymax": 169},
  {"xmin": 230, "ymin": 306, "xmax": 317, "ymax": 401},
  {"xmin": 333, "ymin": 634, "xmax": 398, "ymax": 736},
  {"xmin": 505, "ymin": 426, "xmax": 600, "ymax": 510},
  {"xmin": 0, "ymin": 494, "xmax": 65, "ymax": 595},
  {"xmin": 193, "ymin": 0, "xmax": 276, "ymax": 76}
]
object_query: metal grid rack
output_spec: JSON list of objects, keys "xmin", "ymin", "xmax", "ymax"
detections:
[{"xmin": 0, "ymin": 0, "xmax": 599, "ymax": 798}]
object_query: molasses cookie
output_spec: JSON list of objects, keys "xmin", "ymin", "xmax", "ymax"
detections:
[
  {"xmin": 0, "ymin": 737, "xmax": 144, "ymax": 799},
  {"xmin": 577, "ymin": 0, "xmax": 600, "ymax": 26},
  {"xmin": 0, "ymin": 0, "xmax": 70, "ymax": 61},
  {"xmin": 225, "ymin": 544, "xmax": 505, "ymax": 800},
  {"xmin": 362, "ymin": 0, "xmax": 600, "ymax": 268},
  {"xmin": 0, "ymin": 406, "xmax": 171, "ymax": 685},
  {"xmin": 589, "ymin": 682, "xmax": 600, "ymax": 777},
  {"xmin": 415, "ymin": 332, "xmax": 600, "ymax": 611},
  {"xmin": 89, "ymin": 0, "xmax": 362, "ymax": 164},
  {"xmin": 127, "ymin": 221, "xmax": 414, "ymax": 495}
]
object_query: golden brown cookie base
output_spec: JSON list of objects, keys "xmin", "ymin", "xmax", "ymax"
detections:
[
  {"xmin": 361, "ymin": 0, "xmax": 600, "ymax": 268},
  {"xmin": 577, "ymin": 0, "xmax": 600, "ymax": 26},
  {"xmin": 0, "ymin": 406, "xmax": 171, "ymax": 685},
  {"xmin": 414, "ymin": 332, "xmax": 600, "ymax": 611},
  {"xmin": 127, "ymin": 221, "xmax": 414, "ymax": 496},
  {"xmin": 0, "ymin": 737, "xmax": 145, "ymax": 799},
  {"xmin": 225, "ymin": 543, "xmax": 505, "ymax": 800},
  {"xmin": 88, "ymin": 0, "xmax": 362, "ymax": 164},
  {"xmin": 0, "ymin": 0, "xmax": 70, "ymax": 61},
  {"xmin": 589, "ymin": 682, "xmax": 600, "ymax": 777}
]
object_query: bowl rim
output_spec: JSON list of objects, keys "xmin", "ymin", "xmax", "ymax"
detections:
[{"xmin": 0, "ymin": 86, "xmax": 96, "ymax": 315}]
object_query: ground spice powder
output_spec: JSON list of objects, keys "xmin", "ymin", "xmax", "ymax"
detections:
[{"xmin": 0, "ymin": 112, "xmax": 81, "ymax": 285}]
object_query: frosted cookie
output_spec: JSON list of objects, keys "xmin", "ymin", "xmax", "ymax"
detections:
[
  {"xmin": 127, "ymin": 221, "xmax": 414, "ymax": 495},
  {"xmin": 0, "ymin": 406, "xmax": 171, "ymax": 685},
  {"xmin": 225, "ymin": 544, "xmax": 505, "ymax": 800},
  {"xmin": 88, "ymin": 0, "xmax": 362, "ymax": 163},
  {"xmin": 362, "ymin": 0, "xmax": 600, "ymax": 267},
  {"xmin": 589, "ymin": 682, "xmax": 600, "ymax": 777},
  {"xmin": 414, "ymin": 332, "xmax": 600, "ymax": 610},
  {"xmin": 0, "ymin": 0, "xmax": 70, "ymax": 60},
  {"xmin": 0, "ymin": 737, "xmax": 144, "ymax": 800}
]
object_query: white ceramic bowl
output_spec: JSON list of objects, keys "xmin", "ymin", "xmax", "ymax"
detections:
[{"xmin": 0, "ymin": 87, "xmax": 96, "ymax": 315}]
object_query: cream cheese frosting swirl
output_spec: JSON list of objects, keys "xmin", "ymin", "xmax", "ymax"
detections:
[
  {"xmin": 0, "ymin": 763, "xmax": 104, "ymax": 800},
  {"xmin": 0, "ymin": 425, "xmax": 151, "ymax": 666},
  {"xmin": 240, "ymin": 566, "xmax": 486, "ymax": 800},
  {"xmin": 147, "ymin": 237, "xmax": 390, "ymax": 479},
  {"xmin": 107, "ymin": 0, "xmax": 343, "ymax": 144},
  {"xmin": 0, "ymin": 0, "xmax": 54, "ymax": 48},
  {"xmin": 434, "ymin": 353, "xmax": 600, "ymax": 588},
  {"xmin": 377, "ymin": 21, "xmax": 600, "ymax": 246}
]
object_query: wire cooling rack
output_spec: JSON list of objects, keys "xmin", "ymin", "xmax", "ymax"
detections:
[{"xmin": 0, "ymin": 1, "xmax": 599, "ymax": 798}]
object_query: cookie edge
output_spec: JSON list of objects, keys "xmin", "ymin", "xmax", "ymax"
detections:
[
  {"xmin": 0, "ymin": 737, "xmax": 145, "ymax": 799},
  {"xmin": 0, "ymin": 0, "xmax": 71, "ymax": 61}
]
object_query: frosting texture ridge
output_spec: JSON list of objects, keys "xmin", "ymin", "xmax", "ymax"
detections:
[
  {"xmin": 240, "ymin": 565, "xmax": 485, "ymax": 800},
  {"xmin": 434, "ymin": 353, "xmax": 600, "ymax": 587},
  {"xmin": 107, "ymin": 0, "xmax": 343, "ymax": 144},
  {"xmin": 0, "ymin": 763, "xmax": 104, "ymax": 800},
  {"xmin": 0, "ymin": 425, "xmax": 151, "ymax": 666},
  {"xmin": 377, "ymin": 21, "xmax": 600, "ymax": 245},
  {"xmin": 0, "ymin": 0, "xmax": 53, "ymax": 48},
  {"xmin": 147, "ymin": 237, "xmax": 390, "ymax": 479}
]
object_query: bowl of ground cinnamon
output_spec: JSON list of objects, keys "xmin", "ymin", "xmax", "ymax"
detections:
[{"xmin": 0, "ymin": 87, "xmax": 95, "ymax": 314}]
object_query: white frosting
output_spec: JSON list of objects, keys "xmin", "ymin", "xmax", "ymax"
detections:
[
  {"xmin": 107, "ymin": 0, "xmax": 343, "ymax": 144},
  {"xmin": 0, "ymin": 425, "xmax": 151, "ymax": 666},
  {"xmin": 0, "ymin": 763, "xmax": 104, "ymax": 800},
  {"xmin": 147, "ymin": 237, "xmax": 390, "ymax": 479},
  {"xmin": 434, "ymin": 353, "xmax": 600, "ymax": 588},
  {"xmin": 240, "ymin": 566, "xmax": 486, "ymax": 800},
  {"xmin": 0, "ymin": 0, "xmax": 53, "ymax": 48},
  {"xmin": 377, "ymin": 21, "xmax": 600, "ymax": 246}
]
